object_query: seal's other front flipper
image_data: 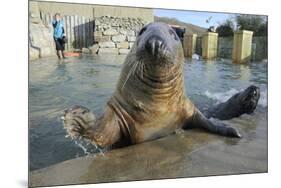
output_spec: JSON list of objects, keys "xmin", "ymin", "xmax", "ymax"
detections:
[
  {"xmin": 189, "ymin": 108, "xmax": 242, "ymax": 138},
  {"xmin": 87, "ymin": 106, "xmax": 123, "ymax": 148},
  {"xmin": 63, "ymin": 105, "xmax": 123, "ymax": 148},
  {"xmin": 63, "ymin": 105, "xmax": 97, "ymax": 139}
]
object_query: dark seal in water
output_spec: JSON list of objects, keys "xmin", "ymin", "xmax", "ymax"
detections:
[
  {"xmin": 205, "ymin": 85, "xmax": 260, "ymax": 120},
  {"xmin": 63, "ymin": 23, "xmax": 242, "ymax": 149}
]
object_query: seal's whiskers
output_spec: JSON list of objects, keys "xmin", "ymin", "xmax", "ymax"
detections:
[{"xmin": 122, "ymin": 60, "xmax": 141, "ymax": 89}]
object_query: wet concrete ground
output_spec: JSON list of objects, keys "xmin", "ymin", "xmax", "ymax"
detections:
[{"xmin": 30, "ymin": 116, "xmax": 267, "ymax": 187}]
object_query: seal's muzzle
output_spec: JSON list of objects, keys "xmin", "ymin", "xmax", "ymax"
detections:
[
  {"xmin": 135, "ymin": 22, "xmax": 183, "ymax": 66},
  {"xmin": 241, "ymin": 85, "xmax": 260, "ymax": 114},
  {"xmin": 145, "ymin": 35, "xmax": 167, "ymax": 58}
]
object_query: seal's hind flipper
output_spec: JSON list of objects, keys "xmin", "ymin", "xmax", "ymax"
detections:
[{"xmin": 189, "ymin": 108, "xmax": 242, "ymax": 138}]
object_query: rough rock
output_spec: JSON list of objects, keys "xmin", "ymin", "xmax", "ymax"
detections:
[
  {"xmin": 119, "ymin": 49, "xmax": 131, "ymax": 54},
  {"xmin": 94, "ymin": 19, "xmax": 101, "ymax": 26},
  {"xmin": 29, "ymin": 21, "xmax": 55, "ymax": 60},
  {"xmin": 29, "ymin": 46, "xmax": 40, "ymax": 61},
  {"xmin": 82, "ymin": 47, "xmax": 91, "ymax": 54},
  {"xmin": 112, "ymin": 35, "xmax": 126, "ymax": 42},
  {"xmin": 119, "ymin": 29, "xmax": 128, "ymax": 35},
  {"xmin": 95, "ymin": 35, "xmax": 111, "ymax": 43},
  {"xmin": 103, "ymin": 28, "xmax": 118, "ymax": 36},
  {"xmin": 117, "ymin": 42, "xmax": 129, "ymax": 49},
  {"xmin": 30, "ymin": 17, "xmax": 41, "ymax": 24},
  {"xmin": 127, "ymin": 36, "xmax": 136, "ymax": 42},
  {"xmin": 129, "ymin": 42, "xmax": 135, "ymax": 49},
  {"xmin": 89, "ymin": 44, "xmax": 99, "ymax": 54},
  {"xmin": 40, "ymin": 47, "xmax": 54, "ymax": 57},
  {"xmin": 98, "ymin": 48, "xmax": 119, "ymax": 54},
  {"xmin": 94, "ymin": 31, "xmax": 102, "ymax": 38},
  {"xmin": 98, "ymin": 42, "xmax": 116, "ymax": 48},
  {"xmin": 127, "ymin": 30, "xmax": 135, "ymax": 36}
]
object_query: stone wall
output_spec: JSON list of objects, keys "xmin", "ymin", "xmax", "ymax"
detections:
[
  {"xmin": 32, "ymin": 1, "xmax": 154, "ymax": 22},
  {"xmin": 29, "ymin": 1, "xmax": 154, "ymax": 59},
  {"xmin": 85, "ymin": 16, "xmax": 148, "ymax": 55},
  {"xmin": 29, "ymin": 2, "xmax": 55, "ymax": 61},
  {"xmin": 93, "ymin": 5, "xmax": 153, "ymax": 22}
]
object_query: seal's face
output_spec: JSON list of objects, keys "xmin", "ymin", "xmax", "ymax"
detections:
[
  {"xmin": 239, "ymin": 85, "xmax": 260, "ymax": 114},
  {"xmin": 135, "ymin": 22, "xmax": 184, "ymax": 67}
]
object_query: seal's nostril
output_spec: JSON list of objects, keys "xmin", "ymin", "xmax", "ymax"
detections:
[
  {"xmin": 145, "ymin": 36, "xmax": 165, "ymax": 56},
  {"xmin": 155, "ymin": 40, "xmax": 163, "ymax": 49}
]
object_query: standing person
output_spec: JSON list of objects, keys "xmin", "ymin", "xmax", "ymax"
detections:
[{"xmin": 52, "ymin": 13, "xmax": 66, "ymax": 59}]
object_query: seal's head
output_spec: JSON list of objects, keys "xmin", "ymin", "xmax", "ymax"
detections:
[
  {"xmin": 237, "ymin": 85, "xmax": 260, "ymax": 114},
  {"xmin": 135, "ymin": 22, "xmax": 184, "ymax": 68},
  {"xmin": 119, "ymin": 22, "xmax": 185, "ymax": 98}
]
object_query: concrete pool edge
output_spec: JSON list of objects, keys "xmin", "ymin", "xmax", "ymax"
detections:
[{"xmin": 29, "ymin": 129, "xmax": 268, "ymax": 187}]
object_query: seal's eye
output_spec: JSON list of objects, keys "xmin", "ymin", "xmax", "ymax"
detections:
[
  {"xmin": 169, "ymin": 29, "xmax": 179, "ymax": 41},
  {"xmin": 81, "ymin": 109, "xmax": 89, "ymax": 114},
  {"xmin": 138, "ymin": 27, "xmax": 147, "ymax": 36}
]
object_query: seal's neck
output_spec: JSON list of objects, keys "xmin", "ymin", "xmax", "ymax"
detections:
[
  {"xmin": 136, "ymin": 63, "xmax": 183, "ymax": 89},
  {"xmin": 118, "ymin": 57, "xmax": 185, "ymax": 102}
]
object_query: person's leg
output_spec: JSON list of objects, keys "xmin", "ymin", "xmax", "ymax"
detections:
[
  {"xmin": 61, "ymin": 50, "xmax": 66, "ymax": 59},
  {"xmin": 56, "ymin": 50, "xmax": 61, "ymax": 59},
  {"xmin": 54, "ymin": 38, "xmax": 62, "ymax": 59},
  {"xmin": 58, "ymin": 38, "xmax": 66, "ymax": 59}
]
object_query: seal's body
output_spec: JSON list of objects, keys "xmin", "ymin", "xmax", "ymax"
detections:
[
  {"xmin": 63, "ymin": 23, "xmax": 241, "ymax": 148},
  {"xmin": 205, "ymin": 85, "xmax": 260, "ymax": 120}
]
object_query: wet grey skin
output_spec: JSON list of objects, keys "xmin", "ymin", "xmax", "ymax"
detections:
[
  {"xmin": 62, "ymin": 23, "xmax": 244, "ymax": 150},
  {"xmin": 204, "ymin": 85, "xmax": 260, "ymax": 120}
]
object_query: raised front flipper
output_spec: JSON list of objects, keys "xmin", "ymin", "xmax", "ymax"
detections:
[{"xmin": 62, "ymin": 105, "xmax": 122, "ymax": 148}]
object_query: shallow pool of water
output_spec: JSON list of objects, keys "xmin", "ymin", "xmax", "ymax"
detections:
[{"xmin": 29, "ymin": 55, "xmax": 267, "ymax": 171}]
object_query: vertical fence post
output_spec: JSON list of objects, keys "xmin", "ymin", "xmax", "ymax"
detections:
[
  {"xmin": 65, "ymin": 15, "xmax": 70, "ymax": 51},
  {"xmin": 89, "ymin": 18, "xmax": 94, "ymax": 46},
  {"xmin": 40, "ymin": 12, "xmax": 45, "ymax": 24},
  {"xmin": 85, "ymin": 18, "xmax": 90, "ymax": 47},
  {"xmin": 48, "ymin": 13, "xmax": 53, "ymax": 27},
  {"xmin": 70, "ymin": 15, "xmax": 74, "ymax": 50},
  {"xmin": 82, "ymin": 16, "xmax": 86, "ymax": 48},
  {"xmin": 183, "ymin": 34, "xmax": 197, "ymax": 57},
  {"xmin": 62, "ymin": 15, "xmax": 68, "ymax": 50},
  {"xmin": 87, "ymin": 18, "xmax": 91, "ymax": 47},
  {"xmin": 40, "ymin": 11, "xmax": 43, "ymax": 22},
  {"xmin": 74, "ymin": 15, "xmax": 78, "ymax": 49},
  {"xmin": 202, "ymin": 32, "xmax": 218, "ymax": 60},
  {"xmin": 232, "ymin": 30, "xmax": 253, "ymax": 63},
  {"xmin": 78, "ymin": 16, "xmax": 82, "ymax": 49},
  {"xmin": 44, "ymin": 13, "xmax": 49, "ymax": 26}
]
